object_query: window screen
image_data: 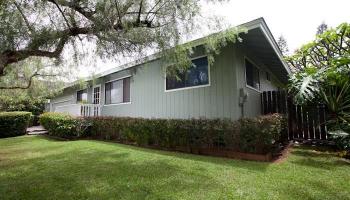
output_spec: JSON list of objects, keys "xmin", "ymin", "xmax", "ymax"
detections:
[
  {"xmin": 245, "ymin": 59, "xmax": 260, "ymax": 90},
  {"xmin": 166, "ymin": 56, "xmax": 209, "ymax": 91},
  {"xmin": 105, "ymin": 77, "xmax": 131, "ymax": 104}
]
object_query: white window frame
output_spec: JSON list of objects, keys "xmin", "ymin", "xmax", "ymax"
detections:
[
  {"xmin": 164, "ymin": 55, "xmax": 211, "ymax": 92},
  {"xmin": 104, "ymin": 75, "xmax": 132, "ymax": 106},
  {"xmin": 92, "ymin": 84, "xmax": 101, "ymax": 105},
  {"xmin": 244, "ymin": 57, "xmax": 261, "ymax": 93}
]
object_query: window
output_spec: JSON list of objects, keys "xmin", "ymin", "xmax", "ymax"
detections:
[
  {"xmin": 77, "ymin": 89, "xmax": 88, "ymax": 103},
  {"xmin": 166, "ymin": 56, "xmax": 209, "ymax": 91},
  {"xmin": 245, "ymin": 59, "xmax": 260, "ymax": 90},
  {"xmin": 105, "ymin": 77, "xmax": 131, "ymax": 104},
  {"xmin": 266, "ymin": 72, "xmax": 270, "ymax": 81}
]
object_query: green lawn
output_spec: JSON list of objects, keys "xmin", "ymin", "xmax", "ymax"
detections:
[{"xmin": 0, "ymin": 136, "xmax": 349, "ymax": 200}]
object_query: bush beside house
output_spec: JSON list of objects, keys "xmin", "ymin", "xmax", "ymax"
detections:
[
  {"xmin": 0, "ymin": 112, "xmax": 32, "ymax": 138},
  {"xmin": 39, "ymin": 112, "xmax": 90, "ymax": 138},
  {"xmin": 40, "ymin": 112, "xmax": 285, "ymax": 155},
  {"xmin": 0, "ymin": 97, "xmax": 46, "ymax": 126}
]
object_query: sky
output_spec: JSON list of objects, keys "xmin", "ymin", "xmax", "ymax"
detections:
[{"xmin": 78, "ymin": 0, "xmax": 350, "ymax": 77}]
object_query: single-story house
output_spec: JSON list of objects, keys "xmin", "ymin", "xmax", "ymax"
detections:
[{"xmin": 49, "ymin": 17, "xmax": 291, "ymax": 120}]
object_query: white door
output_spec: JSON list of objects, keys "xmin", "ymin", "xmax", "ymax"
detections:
[
  {"xmin": 92, "ymin": 85, "xmax": 101, "ymax": 116},
  {"xmin": 92, "ymin": 86, "xmax": 101, "ymax": 104}
]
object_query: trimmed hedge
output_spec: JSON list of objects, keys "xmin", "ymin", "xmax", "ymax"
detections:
[
  {"xmin": 0, "ymin": 97, "xmax": 46, "ymax": 126},
  {"xmin": 40, "ymin": 112, "xmax": 285, "ymax": 154},
  {"xmin": 88, "ymin": 114, "xmax": 285, "ymax": 154},
  {"xmin": 0, "ymin": 112, "xmax": 32, "ymax": 138},
  {"xmin": 39, "ymin": 112, "xmax": 91, "ymax": 138}
]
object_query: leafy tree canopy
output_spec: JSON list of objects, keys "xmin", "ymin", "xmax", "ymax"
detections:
[
  {"xmin": 316, "ymin": 21, "xmax": 328, "ymax": 35},
  {"xmin": 287, "ymin": 22, "xmax": 350, "ymax": 123},
  {"xmin": 0, "ymin": 0, "xmax": 243, "ymax": 88},
  {"xmin": 277, "ymin": 35, "xmax": 289, "ymax": 56}
]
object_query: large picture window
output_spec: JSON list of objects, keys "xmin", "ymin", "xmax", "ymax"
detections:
[
  {"xmin": 105, "ymin": 77, "xmax": 131, "ymax": 104},
  {"xmin": 77, "ymin": 89, "xmax": 88, "ymax": 103},
  {"xmin": 245, "ymin": 59, "xmax": 260, "ymax": 90},
  {"xmin": 166, "ymin": 56, "xmax": 209, "ymax": 91}
]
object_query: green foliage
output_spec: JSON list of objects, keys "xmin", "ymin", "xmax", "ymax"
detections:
[
  {"xmin": 0, "ymin": 111, "xmax": 32, "ymax": 138},
  {"xmin": 288, "ymin": 22, "xmax": 350, "ymax": 125},
  {"xmin": 0, "ymin": 58, "xmax": 65, "ymax": 91},
  {"xmin": 328, "ymin": 124, "xmax": 350, "ymax": 158},
  {"xmin": 163, "ymin": 27, "xmax": 245, "ymax": 79},
  {"xmin": 0, "ymin": 96, "xmax": 47, "ymax": 125},
  {"xmin": 39, "ymin": 112, "xmax": 91, "ymax": 138},
  {"xmin": 40, "ymin": 113, "xmax": 285, "ymax": 154},
  {"xmin": 0, "ymin": 0, "xmax": 231, "ymax": 79},
  {"xmin": 86, "ymin": 113, "xmax": 285, "ymax": 154},
  {"xmin": 238, "ymin": 114, "xmax": 286, "ymax": 153}
]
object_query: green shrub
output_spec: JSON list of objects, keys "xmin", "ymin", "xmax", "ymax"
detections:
[
  {"xmin": 0, "ymin": 111, "xmax": 32, "ymax": 138},
  {"xmin": 40, "ymin": 112, "xmax": 285, "ymax": 154},
  {"xmin": 39, "ymin": 112, "xmax": 91, "ymax": 138},
  {"xmin": 88, "ymin": 113, "xmax": 285, "ymax": 154},
  {"xmin": 0, "ymin": 97, "xmax": 46, "ymax": 126},
  {"xmin": 238, "ymin": 113, "xmax": 285, "ymax": 153}
]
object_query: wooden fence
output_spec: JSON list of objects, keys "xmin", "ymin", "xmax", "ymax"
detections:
[{"xmin": 261, "ymin": 91, "xmax": 328, "ymax": 141}]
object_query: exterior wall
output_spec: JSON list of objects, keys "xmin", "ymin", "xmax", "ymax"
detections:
[
  {"xmin": 50, "ymin": 43, "xmax": 282, "ymax": 120},
  {"xmin": 101, "ymin": 45, "xmax": 240, "ymax": 120},
  {"xmin": 234, "ymin": 43, "xmax": 282, "ymax": 118},
  {"xmin": 50, "ymin": 88, "xmax": 76, "ymax": 112}
]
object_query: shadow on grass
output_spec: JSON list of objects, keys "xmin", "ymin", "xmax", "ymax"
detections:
[
  {"xmin": 1, "ymin": 136, "xmax": 350, "ymax": 200},
  {"xmin": 34, "ymin": 135, "xmax": 272, "ymax": 171},
  {"xmin": 289, "ymin": 145, "xmax": 349, "ymax": 170},
  {"xmin": 0, "ymin": 138, "xmax": 221, "ymax": 199},
  {"xmin": 85, "ymin": 139, "xmax": 271, "ymax": 172}
]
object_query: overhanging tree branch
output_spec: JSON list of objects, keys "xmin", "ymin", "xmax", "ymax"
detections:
[{"xmin": 0, "ymin": 71, "xmax": 57, "ymax": 90}]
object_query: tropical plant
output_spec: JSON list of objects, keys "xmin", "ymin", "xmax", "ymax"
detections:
[
  {"xmin": 287, "ymin": 23, "xmax": 350, "ymax": 155},
  {"xmin": 287, "ymin": 23, "xmax": 350, "ymax": 123}
]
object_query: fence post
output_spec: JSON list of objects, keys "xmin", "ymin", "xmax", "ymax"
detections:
[
  {"xmin": 267, "ymin": 91, "xmax": 272, "ymax": 113},
  {"xmin": 302, "ymin": 107, "xmax": 309, "ymax": 139},
  {"xmin": 287, "ymin": 96, "xmax": 294, "ymax": 140},
  {"xmin": 319, "ymin": 104, "xmax": 327, "ymax": 140}
]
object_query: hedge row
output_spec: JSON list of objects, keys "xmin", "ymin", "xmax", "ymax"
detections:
[
  {"xmin": 40, "ymin": 112, "xmax": 285, "ymax": 154},
  {"xmin": 39, "ymin": 112, "xmax": 90, "ymax": 138},
  {"xmin": 0, "ymin": 112, "xmax": 32, "ymax": 138}
]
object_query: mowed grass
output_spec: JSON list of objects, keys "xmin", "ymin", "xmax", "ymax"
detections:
[{"xmin": 0, "ymin": 136, "xmax": 349, "ymax": 200}]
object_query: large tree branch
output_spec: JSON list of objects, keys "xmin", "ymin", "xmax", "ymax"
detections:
[
  {"xmin": 50, "ymin": 0, "xmax": 72, "ymax": 29},
  {"xmin": 0, "ymin": 71, "xmax": 56, "ymax": 90},
  {"xmin": 47, "ymin": 0, "xmax": 95, "ymax": 20},
  {"xmin": 0, "ymin": 1, "xmax": 170, "ymax": 77},
  {"xmin": 13, "ymin": 2, "xmax": 35, "ymax": 34},
  {"xmin": 0, "ymin": 27, "xmax": 92, "ymax": 75}
]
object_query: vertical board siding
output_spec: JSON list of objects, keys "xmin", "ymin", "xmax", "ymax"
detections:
[
  {"xmin": 100, "ymin": 45, "xmax": 239, "ymax": 120},
  {"xmin": 52, "ymin": 44, "xmax": 282, "ymax": 121}
]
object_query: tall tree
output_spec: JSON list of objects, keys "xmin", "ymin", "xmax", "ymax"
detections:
[
  {"xmin": 316, "ymin": 21, "xmax": 328, "ymax": 35},
  {"xmin": 277, "ymin": 35, "xmax": 289, "ymax": 56},
  {"xmin": 0, "ymin": 0, "xmax": 233, "ymax": 82}
]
